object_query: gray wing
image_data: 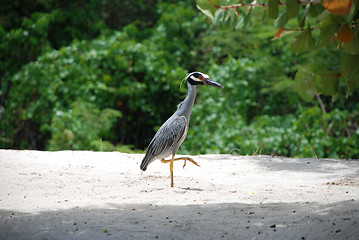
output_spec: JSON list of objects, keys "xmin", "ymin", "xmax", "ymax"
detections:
[{"xmin": 140, "ymin": 116, "xmax": 187, "ymax": 171}]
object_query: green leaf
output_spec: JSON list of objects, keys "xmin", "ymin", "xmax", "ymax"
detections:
[
  {"xmin": 268, "ymin": 0, "xmax": 279, "ymax": 19},
  {"xmin": 224, "ymin": 9, "xmax": 232, "ymax": 22},
  {"xmin": 318, "ymin": 14, "xmax": 340, "ymax": 48},
  {"xmin": 308, "ymin": 4, "xmax": 325, "ymax": 17},
  {"xmin": 235, "ymin": 16, "xmax": 243, "ymax": 30},
  {"xmin": 298, "ymin": 4, "xmax": 310, "ymax": 28},
  {"xmin": 243, "ymin": 10, "xmax": 252, "ymax": 29},
  {"xmin": 349, "ymin": 0, "xmax": 359, "ymax": 20},
  {"xmin": 235, "ymin": 11, "xmax": 252, "ymax": 30},
  {"xmin": 214, "ymin": 9, "xmax": 225, "ymax": 24},
  {"xmin": 294, "ymin": 66, "xmax": 317, "ymax": 102},
  {"xmin": 319, "ymin": 14, "xmax": 341, "ymax": 36},
  {"xmin": 314, "ymin": 70, "xmax": 339, "ymax": 96},
  {"xmin": 228, "ymin": 9, "xmax": 237, "ymax": 25},
  {"xmin": 291, "ymin": 27, "xmax": 316, "ymax": 54},
  {"xmin": 274, "ymin": 10, "xmax": 289, "ymax": 28},
  {"xmin": 295, "ymin": 63, "xmax": 339, "ymax": 98},
  {"xmin": 341, "ymin": 54, "xmax": 359, "ymax": 92},
  {"xmin": 343, "ymin": 31, "xmax": 359, "ymax": 54},
  {"xmin": 286, "ymin": 0, "xmax": 299, "ymax": 18},
  {"xmin": 298, "ymin": 14, "xmax": 306, "ymax": 28},
  {"xmin": 196, "ymin": 0, "xmax": 219, "ymax": 19}
]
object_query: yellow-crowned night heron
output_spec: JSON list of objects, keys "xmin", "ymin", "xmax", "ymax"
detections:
[{"xmin": 140, "ymin": 72, "xmax": 223, "ymax": 187}]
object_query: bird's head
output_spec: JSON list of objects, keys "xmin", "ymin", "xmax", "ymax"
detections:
[{"xmin": 186, "ymin": 72, "xmax": 224, "ymax": 88}]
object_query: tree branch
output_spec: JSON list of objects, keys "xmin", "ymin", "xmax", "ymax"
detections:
[{"xmin": 213, "ymin": 0, "xmax": 322, "ymax": 10}]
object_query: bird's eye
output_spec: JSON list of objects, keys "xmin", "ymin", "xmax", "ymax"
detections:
[{"xmin": 199, "ymin": 76, "xmax": 204, "ymax": 80}]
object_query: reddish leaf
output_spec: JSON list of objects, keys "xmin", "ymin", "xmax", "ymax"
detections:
[
  {"xmin": 275, "ymin": 27, "xmax": 285, "ymax": 38},
  {"xmin": 322, "ymin": 0, "xmax": 353, "ymax": 15},
  {"xmin": 336, "ymin": 24, "xmax": 354, "ymax": 43}
]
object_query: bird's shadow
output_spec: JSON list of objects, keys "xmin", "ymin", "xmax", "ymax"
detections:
[{"xmin": 180, "ymin": 187, "xmax": 204, "ymax": 191}]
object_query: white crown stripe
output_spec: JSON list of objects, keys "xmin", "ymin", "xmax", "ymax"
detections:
[{"xmin": 186, "ymin": 72, "xmax": 209, "ymax": 83}]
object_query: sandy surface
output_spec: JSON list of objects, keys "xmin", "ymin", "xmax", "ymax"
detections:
[{"xmin": 0, "ymin": 150, "xmax": 358, "ymax": 240}]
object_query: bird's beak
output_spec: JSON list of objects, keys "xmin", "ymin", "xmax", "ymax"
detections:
[{"xmin": 204, "ymin": 78, "xmax": 224, "ymax": 88}]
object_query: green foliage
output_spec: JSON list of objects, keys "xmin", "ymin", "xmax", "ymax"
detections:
[
  {"xmin": 0, "ymin": 0, "xmax": 107, "ymax": 107},
  {"xmin": 196, "ymin": 0, "xmax": 359, "ymax": 100},
  {"xmin": 294, "ymin": 64, "xmax": 340, "ymax": 102},
  {"xmin": 1, "ymin": 1, "xmax": 358, "ymax": 159},
  {"xmin": 1, "ymin": 2, "xmax": 205, "ymax": 151},
  {"xmin": 294, "ymin": 106, "xmax": 359, "ymax": 158},
  {"xmin": 0, "ymin": 0, "xmax": 183, "ymax": 130},
  {"xmin": 237, "ymin": 107, "xmax": 359, "ymax": 158},
  {"xmin": 48, "ymin": 101, "xmax": 121, "ymax": 151},
  {"xmin": 341, "ymin": 53, "xmax": 359, "ymax": 92},
  {"xmin": 181, "ymin": 57, "xmax": 359, "ymax": 159},
  {"xmin": 196, "ymin": 0, "xmax": 219, "ymax": 18},
  {"xmin": 181, "ymin": 56, "xmax": 300, "ymax": 154}
]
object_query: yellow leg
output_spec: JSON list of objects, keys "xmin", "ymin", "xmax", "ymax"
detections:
[
  {"xmin": 161, "ymin": 156, "xmax": 200, "ymax": 187},
  {"xmin": 170, "ymin": 155, "xmax": 174, "ymax": 187},
  {"xmin": 161, "ymin": 157, "xmax": 200, "ymax": 168}
]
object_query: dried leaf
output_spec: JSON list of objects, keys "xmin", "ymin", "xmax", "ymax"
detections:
[
  {"xmin": 335, "ymin": 24, "xmax": 354, "ymax": 43},
  {"xmin": 322, "ymin": 0, "xmax": 353, "ymax": 15}
]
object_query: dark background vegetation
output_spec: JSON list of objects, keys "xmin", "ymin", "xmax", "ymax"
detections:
[{"xmin": 1, "ymin": 0, "xmax": 358, "ymax": 158}]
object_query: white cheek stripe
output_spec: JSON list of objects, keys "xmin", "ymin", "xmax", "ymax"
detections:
[{"xmin": 190, "ymin": 76, "xmax": 201, "ymax": 82}]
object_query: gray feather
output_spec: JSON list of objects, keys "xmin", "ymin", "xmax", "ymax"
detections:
[{"xmin": 140, "ymin": 116, "xmax": 187, "ymax": 171}]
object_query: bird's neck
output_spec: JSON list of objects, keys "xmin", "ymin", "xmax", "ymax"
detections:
[{"xmin": 177, "ymin": 82, "xmax": 196, "ymax": 118}]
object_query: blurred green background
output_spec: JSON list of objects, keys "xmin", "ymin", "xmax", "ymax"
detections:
[{"xmin": 1, "ymin": 0, "xmax": 358, "ymax": 159}]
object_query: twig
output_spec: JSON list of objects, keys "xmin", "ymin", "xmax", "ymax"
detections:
[
  {"xmin": 253, "ymin": 146, "xmax": 262, "ymax": 155},
  {"xmin": 58, "ymin": 142, "xmax": 70, "ymax": 150},
  {"xmin": 326, "ymin": 120, "xmax": 333, "ymax": 135},
  {"xmin": 312, "ymin": 145, "xmax": 319, "ymax": 159},
  {"xmin": 275, "ymin": 27, "xmax": 318, "ymax": 38},
  {"xmin": 292, "ymin": 138, "xmax": 301, "ymax": 158},
  {"xmin": 315, "ymin": 92, "xmax": 326, "ymax": 114},
  {"xmin": 338, "ymin": 151, "xmax": 350, "ymax": 161},
  {"xmin": 229, "ymin": 148, "xmax": 241, "ymax": 154},
  {"xmin": 285, "ymin": 27, "xmax": 318, "ymax": 32}
]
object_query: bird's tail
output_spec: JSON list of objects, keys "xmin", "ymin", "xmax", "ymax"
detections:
[{"xmin": 140, "ymin": 154, "xmax": 151, "ymax": 171}]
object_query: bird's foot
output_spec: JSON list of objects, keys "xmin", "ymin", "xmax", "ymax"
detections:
[
  {"xmin": 179, "ymin": 157, "xmax": 200, "ymax": 168},
  {"xmin": 161, "ymin": 157, "xmax": 200, "ymax": 168}
]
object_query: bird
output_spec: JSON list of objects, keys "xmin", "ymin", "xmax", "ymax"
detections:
[{"xmin": 140, "ymin": 72, "xmax": 223, "ymax": 187}]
